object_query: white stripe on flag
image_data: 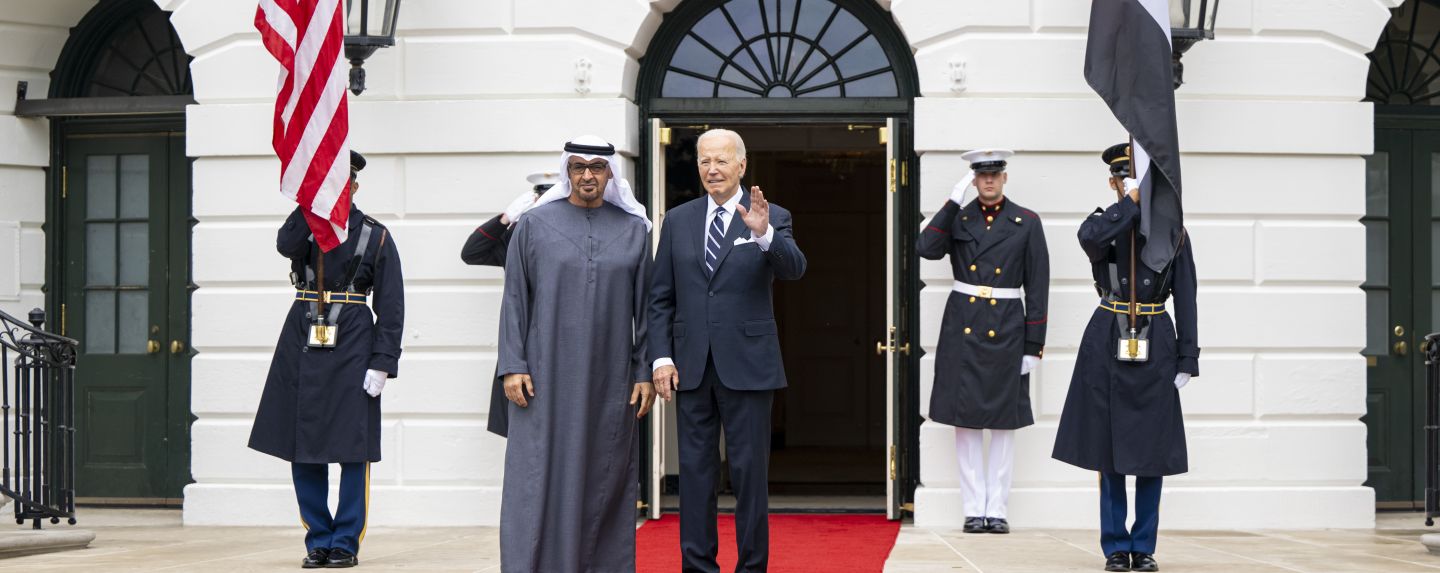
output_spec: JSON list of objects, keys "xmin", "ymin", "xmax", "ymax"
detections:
[
  {"xmin": 282, "ymin": 0, "xmax": 342, "ymax": 125},
  {"xmin": 1132, "ymin": 140, "xmax": 1152, "ymax": 192},
  {"xmin": 282, "ymin": 39, "xmax": 349, "ymax": 204},
  {"xmin": 1137, "ymin": 0, "xmax": 1172, "ymax": 47}
]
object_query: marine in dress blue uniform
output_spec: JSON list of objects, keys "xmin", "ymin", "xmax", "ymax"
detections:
[
  {"xmin": 459, "ymin": 172, "xmax": 558, "ymax": 438},
  {"xmin": 1050, "ymin": 144, "xmax": 1199, "ymax": 573},
  {"xmin": 917, "ymin": 149, "xmax": 1050, "ymax": 535},
  {"xmin": 248, "ymin": 151, "xmax": 405, "ymax": 569}
]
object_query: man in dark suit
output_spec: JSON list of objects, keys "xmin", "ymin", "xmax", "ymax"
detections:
[{"xmin": 648, "ymin": 128, "xmax": 807, "ymax": 573}]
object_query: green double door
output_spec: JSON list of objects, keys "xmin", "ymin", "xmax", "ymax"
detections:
[
  {"xmin": 1365, "ymin": 123, "xmax": 1440, "ymax": 506},
  {"xmin": 59, "ymin": 129, "xmax": 191, "ymax": 502}
]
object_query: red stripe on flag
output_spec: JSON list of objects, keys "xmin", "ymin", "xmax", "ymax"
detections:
[{"xmin": 257, "ymin": 0, "xmax": 351, "ymax": 252}]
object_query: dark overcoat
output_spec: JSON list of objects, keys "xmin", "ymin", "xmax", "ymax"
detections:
[
  {"xmin": 1051, "ymin": 197, "xmax": 1199, "ymax": 477},
  {"xmin": 917, "ymin": 198, "xmax": 1050, "ymax": 430},
  {"xmin": 249, "ymin": 206, "xmax": 404, "ymax": 463},
  {"xmin": 460, "ymin": 214, "xmax": 517, "ymax": 437}
]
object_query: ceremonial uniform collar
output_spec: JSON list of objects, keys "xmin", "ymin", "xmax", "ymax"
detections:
[{"xmin": 978, "ymin": 197, "xmax": 1006, "ymax": 215}]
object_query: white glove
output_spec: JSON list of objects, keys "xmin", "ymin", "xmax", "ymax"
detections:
[
  {"xmin": 1173, "ymin": 373, "xmax": 1191, "ymax": 390},
  {"xmin": 949, "ymin": 169, "xmax": 976, "ymax": 206},
  {"xmin": 502, "ymin": 190, "xmax": 540, "ymax": 224},
  {"xmin": 1020, "ymin": 355, "xmax": 1041, "ymax": 376},
  {"xmin": 364, "ymin": 369, "xmax": 388, "ymax": 397},
  {"xmin": 1123, "ymin": 177, "xmax": 1141, "ymax": 193}
]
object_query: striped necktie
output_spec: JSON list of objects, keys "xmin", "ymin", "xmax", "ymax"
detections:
[{"xmin": 705, "ymin": 206, "xmax": 725, "ymax": 277}]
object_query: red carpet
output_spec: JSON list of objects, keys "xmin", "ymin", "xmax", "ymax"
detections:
[{"xmin": 636, "ymin": 514, "xmax": 900, "ymax": 573}]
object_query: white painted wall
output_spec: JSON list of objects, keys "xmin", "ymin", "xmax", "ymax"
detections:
[
  {"xmin": 894, "ymin": 0, "xmax": 1394, "ymax": 529},
  {"xmin": 0, "ymin": 0, "xmax": 1397, "ymax": 529},
  {"xmin": 0, "ymin": 1, "xmax": 94, "ymax": 323}
]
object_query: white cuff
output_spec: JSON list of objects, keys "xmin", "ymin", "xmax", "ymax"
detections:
[
  {"xmin": 755, "ymin": 225, "xmax": 775, "ymax": 251},
  {"xmin": 652, "ymin": 357, "xmax": 675, "ymax": 371}
]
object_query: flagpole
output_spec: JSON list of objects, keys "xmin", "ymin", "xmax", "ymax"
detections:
[{"xmin": 1127, "ymin": 135, "xmax": 1139, "ymax": 349}]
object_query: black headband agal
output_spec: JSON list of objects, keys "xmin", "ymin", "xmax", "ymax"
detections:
[{"xmin": 563, "ymin": 141, "xmax": 616, "ymax": 156}]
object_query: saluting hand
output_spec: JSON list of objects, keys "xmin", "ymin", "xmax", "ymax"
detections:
[
  {"xmin": 653, "ymin": 365, "xmax": 679, "ymax": 401},
  {"xmin": 630, "ymin": 382, "xmax": 657, "ymax": 418},
  {"xmin": 504, "ymin": 373, "xmax": 534, "ymax": 408},
  {"xmin": 735, "ymin": 187, "xmax": 770, "ymax": 236}
]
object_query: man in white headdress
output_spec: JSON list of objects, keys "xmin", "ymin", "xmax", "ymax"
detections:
[{"xmin": 495, "ymin": 135, "xmax": 656, "ymax": 572}]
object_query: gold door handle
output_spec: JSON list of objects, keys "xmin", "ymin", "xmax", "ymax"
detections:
[
  {"xmin": 897, "ymin": 342, "xmax": 911, "ymax": 356},
  {"xmin": 877, "ymin": 326, "xmax": 900, "ymax": 355},
  {"xmin": 1395, "ymin": 341, "xmax": 1409, "ymax": 356},
  {"xmin": 147, "ymin": 340, "xmax": 160, "ymax": 354},
  {"xmin": 170, "ymin": 340, "xmax": 185, "ymax": 354}
]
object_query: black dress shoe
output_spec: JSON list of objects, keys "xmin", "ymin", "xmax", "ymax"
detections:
[
  {"xmin": 963, "ymin": 516, "xmax": 988, "ymax": 533},
  {"xmin": 324, "ymin": 549, "xmax": 358, "ymax": 568},
  {"xmin": 1104, "ymin": 551, "xmax": 1131, "ymax": 572},
  {"xmin": 985, "ymin": 518, "xmax": 1010, "ymax": 534},
  {"xmin": 1130, "ymin": 553, "xmax": 1158, "ymax": 572},
  {"xmin": 302, "ymin": 548, "xmax": 329, "ymax": 569}
]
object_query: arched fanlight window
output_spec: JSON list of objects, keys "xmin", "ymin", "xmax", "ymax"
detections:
[
  {"xmin": 1368, "ymin": 0, "xmax": 1440, "ymax": 105},
  {"xmin": 50, "ymin": 0, "xmax": 192, "ymax": 99},
  {"xmin": 657, "ymin": 0, "xmax": 904, "ymax": 98}
]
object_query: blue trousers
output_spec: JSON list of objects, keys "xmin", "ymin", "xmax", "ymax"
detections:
[
  {"xmin": 1100, "ymin": 472, "xmax": 1162, "ymax": 555},
  {"xmin": 677, "ymin": 355, "xmax": 773, "ymax": 573},
  {"xmin": 293, "ymin": 462, "xmax": 370, "ymax": 554}
]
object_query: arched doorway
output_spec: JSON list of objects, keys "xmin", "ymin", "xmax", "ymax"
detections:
[
  {"xmin": 637, "ymin": 0, "xmax": 920, "ymax": 519},
  {"xmin": 35, "ymin": 0, "xmax": 194, "ymax": 504},
  {"xmin": 1364, "ymin": 0, "xmax": 1440, "ymax": 508}
]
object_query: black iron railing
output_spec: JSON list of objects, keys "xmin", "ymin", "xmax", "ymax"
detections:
[
  {"xmin": 0, "ymin": 309, "xmax": 77, "ymax": 528},
  {"xmin": 1426, "ymin": 332, "xmax": 1440, "ymax": 526}
]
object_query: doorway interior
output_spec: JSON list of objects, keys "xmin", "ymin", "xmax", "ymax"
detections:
[{"xmin": 657, "ymin": 123, "xmax": 888, "ymax": 511}]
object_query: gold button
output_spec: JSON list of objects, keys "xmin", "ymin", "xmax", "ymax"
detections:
[
  {"xmin": 986, "ymin": 216, "xmax": 994, "ymax": 223},
  {"xmin": 969, "ymin": 264, "xmax": 977, "ymax": 271},
  {"xmin": 988, "ymin": 330, "xmax": 996, "ymax": 338},
  {"xmin": 964, "ymin": 327, "xmax": 972, "ymax": 334},
  {"xmin": 1015, "ymin": 217, "xmax": 1023, "ymax": 223},
  {"xmin": 990, "ymin": 299, "xmax": 997, "ymax": 306},
  {"xmin": 995, "ymin": 267, "xmax": 1002, "ymax": 275},
  {"xmin": 969, "ymin": 296, "xmax": 976, "ymax": 303}
]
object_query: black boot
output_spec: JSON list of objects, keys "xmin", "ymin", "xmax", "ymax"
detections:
[
  {"xmin": 1129, "ymin": 553, "xmax": 1158, "ymax": 572},
  {"xmin": 963, "ymin": 516, "xmax": 988, "ymax": 533},
  {"xmin": 1104, "ymin": 551, "xmax": 1131, "ymax": 572},
  {"xmin": 301, "ymin": 548, "xmax": 329, "ymax": 569},
  {"xmin": 985, "ymin": 518, "xmax": 1009, "ymax": 534},
  {"xmin": 324, "ymin": 549, "xmax": 358, "ymax": 568}
]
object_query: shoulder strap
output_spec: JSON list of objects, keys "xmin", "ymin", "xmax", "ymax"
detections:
[{"xmin": 340, "ymin": 221, "xmax": 376, "ymax": 293}]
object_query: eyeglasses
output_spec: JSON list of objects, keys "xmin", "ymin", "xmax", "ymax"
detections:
[{"xmin": 568, "ymin": 162, "xmax": 610, "ymax": 175}]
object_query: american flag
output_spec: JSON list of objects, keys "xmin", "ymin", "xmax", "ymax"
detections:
[{"xmin": 255, "ymin": 0, "xmax": 352, "ymax": 252}]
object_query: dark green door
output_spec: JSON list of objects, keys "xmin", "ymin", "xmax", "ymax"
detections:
[
  {"xmin": 62, "ymin": 131, "xmax": 191, "ymax": 502},
  {"xmin": 1365, "ymin": 125, "xmax": 1440, "ymax": 506}
]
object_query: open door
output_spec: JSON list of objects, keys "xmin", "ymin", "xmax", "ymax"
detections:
[
  {"xmin": 644, "ymin": 117, "xmax": 670, "ymax": 520},
  {"xmin": 881, "ymin": 117, "xmax": 915, "ymax": 519}
]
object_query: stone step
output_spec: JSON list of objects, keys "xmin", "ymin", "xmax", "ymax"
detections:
[{"xmin": 0, "ymin": 528, "xmax": 95, "ymax": 557}]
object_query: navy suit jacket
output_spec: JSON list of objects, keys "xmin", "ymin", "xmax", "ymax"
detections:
[{"xmin": 647, "ymin": 192, "xmax": 806, "ymax": 391}]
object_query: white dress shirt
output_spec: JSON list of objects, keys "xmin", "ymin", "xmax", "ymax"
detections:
[{"xmin": 652, "ymin": 188, "xmax": 775, "ymax": 372}]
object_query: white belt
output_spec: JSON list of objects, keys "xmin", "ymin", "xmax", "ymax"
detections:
[{"xmin": 952, "ymin": 280, "xmax": 1021, "ymax": 299}]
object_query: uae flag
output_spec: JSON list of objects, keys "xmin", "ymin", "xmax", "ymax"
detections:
[{"xmin": 1085, "ymin": 0, "xmax": 1184, "ymax": 273}]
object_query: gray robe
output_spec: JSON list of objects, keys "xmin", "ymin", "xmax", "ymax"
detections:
[{"xmin": 496, "ymin": 200, "xmax": 651, "ymax": 573}]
